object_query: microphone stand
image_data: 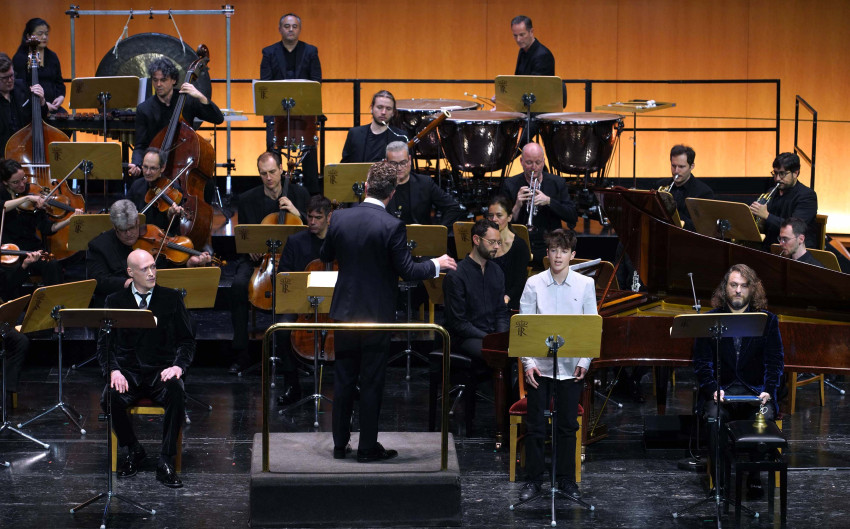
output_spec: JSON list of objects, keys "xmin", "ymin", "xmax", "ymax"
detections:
[{"xmin": 678, "ymin": 272, "xmax": 706, "ymax": 473}]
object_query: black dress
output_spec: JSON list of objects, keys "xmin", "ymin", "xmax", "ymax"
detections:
[
  {"xmin": 492, "ymin": 234, "xmax": 530, "ymax": 311},
  {"xmin": 13, "ymin": 47, "xmax": 66, "ymax": 112}
]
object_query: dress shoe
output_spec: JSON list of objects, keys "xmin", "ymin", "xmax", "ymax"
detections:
[
  {"xmin": 333, "ymin": 444, "xmax": 352, "ymax": 459},
  {"xmin": 558, "ymin": 479, "xmax": 581, "ymax": 498},
  {"xmin": 155, "ymin": 460, "xmax": 183, "ymax": 488},
  {"xmin": 519, "ymin": 481, "xmax": 541, "ymax": 502},
  {"xmin": 117, "ymin": 445, "xmax": 146, "ymax": 478},
  {"xmin": 356, "ymin": 442, "xmax": 398, "ymax": 463},
  {"xmin": 228, "ymin": 363, "xmax": 241, "ymax": 375},
  {"xmin": 746, "ymin": 472, "xmax": 764, "ymax": 499}
]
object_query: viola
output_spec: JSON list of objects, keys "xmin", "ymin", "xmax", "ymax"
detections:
[
  {"xmin": 291, "ymin": 258, "xmax": 337, "ymax": 363},
  {"xmin": 1, "ymin": 243, "xmax": 53, "ymax": 266},
  {"xmin": 133, "ymin": 224, "xmax": 224, "ymax": 267},
  {"xmin": 144, "ymin": 178, "xmax": 184, "ymax": 213}
]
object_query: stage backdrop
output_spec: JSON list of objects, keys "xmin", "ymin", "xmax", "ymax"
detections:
[{"xmin": 3, "ymin": 0, "xmax": 848, "ymax": 231}]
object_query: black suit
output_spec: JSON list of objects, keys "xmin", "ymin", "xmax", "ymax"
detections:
[
  {"xmin": 87, "ymin": 230, "xmax": 134, "ymax": 305},
  {"xmin": 514, "ymin": 39, "xmax": 566, "ymax": 112},
  {"xmin": 654, "ymin": 175, "xmax": 715, "ymax": 231},
  {"xmin": 340, "ymin": 124, "xmax": 407, "ymax": 163},
  {"xmin": 98, "ymin": 286, "xmax": 195, "ymax": 458},
  {"xmin": 386, "ymin": 172, "xmax": 464, "ymax": 228},
  {"xmin": 320, "ymin": 200, "xmax": 436, "ymax": 452},
  {"xmin": 763, "ymin": 181, "xmax": 818, "ymax": 251}
]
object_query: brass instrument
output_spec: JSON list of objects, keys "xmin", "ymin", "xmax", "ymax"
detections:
[
  {"xmin": 755, "ymin": 182, "xmax": 781, "ymax": 230},
  {"xmin": 526, "ymin": 172, "xmax": 540, "ymax": 230},
  {"xmin": 658, "ymin": 179, "xmax": 674, "ymax": 193}
]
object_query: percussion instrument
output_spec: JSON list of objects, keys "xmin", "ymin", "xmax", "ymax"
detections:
[
  {"xmin": 535, "ymin": 112, "xmax": 623, "ymax": 174},
  {"xmin": 395, "ymin": 99, "xmax": 478, "ymax": 159},
  {"xmin": 437, "ymin": 111, "xmax": 525, "ymax": 175}
]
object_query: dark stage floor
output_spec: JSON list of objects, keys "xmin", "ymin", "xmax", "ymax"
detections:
[{"xmin": 2, "ymin": 338, "xmax": 849, "ymax": 528}]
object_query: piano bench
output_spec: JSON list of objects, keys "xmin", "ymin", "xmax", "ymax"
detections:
[{"xmin": 726, "ymin": 419, "xmax": 787, "ymax": 524}]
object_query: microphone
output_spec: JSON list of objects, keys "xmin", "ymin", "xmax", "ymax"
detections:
[
  {"xmin": 687, "ymin": 272, "xmax": 701, "ymax": 313},
  {"xmin": 379, "ymin": 121, "xmax": 409, "ymax": 142}
]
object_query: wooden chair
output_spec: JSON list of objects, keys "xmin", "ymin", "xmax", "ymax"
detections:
[
  {"xmin": 110, "ymin": 398, "xmax": 182, "ymax": 472},
  {"xmin": 508, "ymin": 359, "xmax": 582, "ymax": 483}
]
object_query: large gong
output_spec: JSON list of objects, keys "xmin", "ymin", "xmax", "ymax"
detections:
[{"xmin": 95, "ymin": 33, "xmax": 212, "ymax": 99}]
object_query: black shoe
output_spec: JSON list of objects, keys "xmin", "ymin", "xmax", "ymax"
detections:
[
  {"xmin": 357, "ymin": 442, "xmax": 398, "ymax": 463},
  {"xmin": 558, "ymin": 479, "xmax": 581, "ymax": 498},
  {"xmin": 228, "ymin": 363, "xmax": 241, "ymax": 375},
  {"xmin": 117, "ymin": 445, "xmax": 146, "ymax": 478},
  {"xmin": 519, "ymin": 481, "xmax": 541, "ymax": 502},
  {"xmin": 746, "ymin": 473, "xmax": 764, "ymax": 499},
  {"xmin": 155, "ymin": 460, "xmax": 183, "ymax": 488},
  {"xmin": 333, "ymin": 444, "xmax": 352, "ymax": 459}
]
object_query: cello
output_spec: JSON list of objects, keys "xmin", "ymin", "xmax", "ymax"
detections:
[
  {"xmin": 4, "ymin": 37, "xmax": 84, "ymax": 259},
  {"xmin": 290, "ymin": 258, "xmax": 337, "ymax": 364},
  {"xmin": 149, "ymin": 44, "xmax": 215, "ymax": 250}
]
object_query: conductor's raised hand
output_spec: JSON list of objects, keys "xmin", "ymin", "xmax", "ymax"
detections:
[{"xmin": 436, "ymin": 254, "xmax": 457, "ymax": 271}]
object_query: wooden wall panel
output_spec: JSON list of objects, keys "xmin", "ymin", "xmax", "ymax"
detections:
[{"xmin": 2, "ymin": 1, "xmax": 848, "ymax": 230}]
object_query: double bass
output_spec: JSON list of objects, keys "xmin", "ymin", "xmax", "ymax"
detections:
[
  {"xmin": 149, "ymin": 44, "xmax": 215, "ymax": 250},
  {"xmin": 4, "ymin": 37, "xmax": 84, "ymax": 259}
]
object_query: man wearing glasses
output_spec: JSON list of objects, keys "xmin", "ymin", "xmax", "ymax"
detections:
[
  {"xmin": 749, "ymin": 152, "xmax": 818, "ymax": 252},
  {"xmin": 0, "ymin": 52, "xmax": 47, "ymax": 151},
  {"xmin": 442, "ymin": 218, "xmax": 510, "ymax": 371},
  {"xmin": 778, "ymin": 217, "xmax": 824, "ymax": 267}
]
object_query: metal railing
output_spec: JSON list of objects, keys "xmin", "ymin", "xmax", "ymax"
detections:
[
  {"xmin": 260, "ymin": 322, "xmax": 452, "ymax": 472},
  {"xmin": 794, "ymin": 95, "xmax": 818, "ymax": 189}
]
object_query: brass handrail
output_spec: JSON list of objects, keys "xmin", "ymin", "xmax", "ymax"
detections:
[{"xmin": 261, "ymin": 322, "xmax": 452, "ymax": 472}]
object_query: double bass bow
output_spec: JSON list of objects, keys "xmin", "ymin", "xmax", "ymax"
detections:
[{"xmin": 149, "ymin": 44, "xmax": 215, "ymax": 251}]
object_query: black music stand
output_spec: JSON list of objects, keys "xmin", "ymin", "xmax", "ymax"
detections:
[
  {"xmin": 234, "ymin": 224, "xmax": 306, "ymax": 382},
  {"xmin": 494, "ymin": 75, "xmax": 564, "ymax": 144},
  {"xmin": 0, "ymin": 295, "xmax": 49, "ymax": 451},
  {"xmin": 323, "ymin": 163, "xmax": 372, "ymax": 204},
  {"xmin": 63, "ymin": 308, "xmax": 156, "ymax": 528},
  {"xmin": 508, "ymin": 314, "xmax": 601, "ymax": 522},
  {"xmin": 670, "ymin": 312, "xmax": 768, "ymax": 528},
  {"xmin": 254, "ymin": 80, "xmax": 322, "ymax": 173},
  {"xmin": 389, "ymin": 225, "xmax": 447, "ymax": 381},
  {"xmin": 16, "ymin": 280, "xmax": 97, "ymax": 436},
  {"xmin": 277, "ymin": 271, "xmax": 335, "ymax": 427}
]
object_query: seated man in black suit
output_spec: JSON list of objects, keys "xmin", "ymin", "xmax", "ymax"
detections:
[
  {"xmin": 320, "ymin": 161, "xmax": 456, "ymax": 462},
  {"xmin": 340, "ymin": 89, "xmax": 406, "ymax": 163},
  {"xmin": 99, "ymin": 249, "xmax": 195, "ymax": 488},
  {"xmin": 500, "ymin": 142, "xmax": 577, "ymax": 264},
  {"xmin": 127, "ymin": 147, "xmax": 185, "ymax": 234},
  {"xmin": 442, "ymin": 218, "xmax": 510, "ymax": 368},
  {"xmin": 385, "ymin": 141, "xmax": 464, "ymax": 227},
  {"xmin": 778, "ymin": 217, "xmax": 824, "ymax": 267},
  {"xmin": 655, "ymin": 144, "xmax": 715, "ymax": 231},
  {"xmin": 87, "ymin": 199, "xmax": 210, "ymax": 306},
  {"xmin": 693, "ymin": 264, "xmax": 784, "ymax": 497},
  {"xmin": 260, "ymin": 13, "xmax": 322, "ymax": 194}
]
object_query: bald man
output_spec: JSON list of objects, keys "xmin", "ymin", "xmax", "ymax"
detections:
[
  {"xmin": 500, "ymin": 142, "xmax": 577, "ymax": 263},
  {"xmin": 98, "ymin": 249, "xmax": 195, "ymax": 488}
]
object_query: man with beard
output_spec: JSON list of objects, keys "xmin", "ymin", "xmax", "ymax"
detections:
[
  {"xmin": 655, "ymin": 144, "xmax": 715, "ymax": 231},
  {"xmin": 778, "ymin": 217, "xmax": 824, "ymax": 267},
  {"xmin": 340, "ymin": 90, "xmax": 406, "ymax": 163}
]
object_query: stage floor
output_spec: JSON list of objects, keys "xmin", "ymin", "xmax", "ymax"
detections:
[{"xmin": 1, "ymin": 362, "xmax": 849, "ymax": 528}]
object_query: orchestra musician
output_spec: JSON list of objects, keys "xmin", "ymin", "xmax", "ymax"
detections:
[
  {"xmin": 340, "ymin": 90, "xmax": 406, "ymax": 163},
  {"xmin": 500, "ymin": 142, "xmax": 577, "ymax": 265},
  {"xmin": 656, "ymin": 144, "xmax": 715, "ymax": 231},
  {"xmin": 693, "ymin": 264, "xmax": 784, "ymax": 498},
  {"xmin": 319, "ymin": 161, "xmax": 456, "ymax": 462},
  {"xmin": 510, "ymin": 15, "xmax": 566, "ymax": 124},
  {"xmin": 518, "ymin": 228, "xmax": 595, "ymax": 501},
  {"xmin": 1, "ymin": 158, "xmax": 81, "ymax": 285},
  {"xmin": 385, "ymin": 141, "xmax": 464, "ymax": 228},
  {"xmin": 778, "ymin": 217, "xmax": 824, "ymax": 267},
  {"xmin": 486, "ymin": 195, "xmax": 530, "ymax": 311},
  {"xmin": 749, "ymin": 152, "xmax": 818, "ymax": 252},
  {"xmin": 99, "ymin": 249, "xmax": 194, "ymax": 488},
  {"xmin": 228, "ymin": 151, "xmax": 310, "ymax": 374},
  {"xmin": 12, "ymin": 18, "xmax": 66, "ymax": 114},
  {"xmin": 260, "ymin": 13, "xmax": 322, "ymax": 195},
  {"xmin": 0, "ymin": 52, "xmax": 47, "ymax": 153},
  {"xmin": 87, "ymin": 199, "xmax": 210, "ymax": 306},
  {"xmin": 128, "ymin": 57, "xmax": 224, "ymax": 177},
  {"xmin": 1, "ymin": 252, "xmax": 38, "ymax": 404},
  {"xmin": 127, "ymin": 147, "xmax": 185, "ymax": 234}
]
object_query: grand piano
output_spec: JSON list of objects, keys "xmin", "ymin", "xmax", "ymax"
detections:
[{"xmin": 482, "ymin": 187, "xmax": 850, "ymax": 448}]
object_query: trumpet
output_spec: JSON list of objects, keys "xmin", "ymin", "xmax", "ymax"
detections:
[{"xmin": 526, "ymin": 172, "xmax": 540, "ymax": 230}]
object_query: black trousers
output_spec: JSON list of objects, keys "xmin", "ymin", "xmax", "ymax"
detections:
[
  {"xmin": 2, "ymin": 329, "xmax": 29, "ymax": 393},
  {"xmin": 332, "ymin": 330, "xmax": 389, "ymax": 452},
  {"xmin": 101, "ymin": 374, "xmax": 185, "ymax": 458},
  {"xmin": 229, "ymin": 259, "xmax": 255, "ymax": 356},
  {"xmin": 525, "ymin": 376, "xmax": 583, "ymax": 483}
]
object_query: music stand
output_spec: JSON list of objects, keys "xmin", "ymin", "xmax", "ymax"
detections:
[
  {"xmin": 16, "ymin": 280, "xmax": 97, "ymax": 435},
  {"xmin": 63, "ymin": 308, "xmax": 156, "ymax": 528},
  {"xmin": 277, "ymin": 271, "xmax": 335, "ymax": 427},
  {"xmin": 494, "ymin": 75, "xmax": 564, "ymax": 144},
  {"xmin": 507, "ymin": 314, "xmax": 601, "ymax": 521},
  {"xmin": 70, "ymin": 76, "xmax": 139, "ymax": 130},
  {"xmin": 49, "ymin": 142, "xmax": 123, "ymax": 207},
  {"xmin": 254, "ymin": 80, "xmax": 322, "ymax": 168},
  {"xmin": 389, "ymin": 225, "xmax": 447, "ymax": 380},
  {"xmin": 670, "ymin": 312, "xmax": 768, "ymax": 527},
  {"xmin": 66, "ymin": 214, "xmax": 147, "ymax": 253},
  {"xmin": 323, "ymin": 163, "xmax": 372, "ymax": 203},
  {"xmin": 156, "ymin": 267, "xmax": 221, "ymax": 418},
  {"xmin": 234, "ymin": 225, "xmax": 306, "ymax": 381},
  {"xmin": 686, "ymin": 198, "xmax": 764, "ymax": 243},
  {"xmin": 453, "ymin": 222, "xmax": 531, "ymax": 261},
  {"xmin": 0, "ymin": 295, "xmax": 49, "ymax": 450}
]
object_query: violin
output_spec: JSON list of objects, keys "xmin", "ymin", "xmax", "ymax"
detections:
[
  {"xmin": 133, "ymin": 224, "xmax": 224, "ymax": 267},
  {"xmin": 15, "ymin": 182, "xmax": 79, "ymax": 218},
  {"xmin": 144, "ymin": 178, "xmax": 184, "ymax": 213},
  {"xmin": 290, "ymin": 259, "xmax": 338, "ymax": 363},
  {"xmin": 1, "ymin": 243, "xmax": 53, "ymax": 266}
]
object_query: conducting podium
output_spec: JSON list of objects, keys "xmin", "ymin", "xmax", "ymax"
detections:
[{"xmin": 508, "ymin": 314, "xmax": 601, "ymax": 520}]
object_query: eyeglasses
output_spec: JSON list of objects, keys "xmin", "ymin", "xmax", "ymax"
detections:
[
  {"xmin": 481, "ymin": 238, "xmax": 503, "ymax": 247},
  {"xmin": 777, "ymin": 236, "xmax": 796, "ymax": 244},
  {"xmin": 0, "ymin": 72, "xmax": 14, "ymax": 81},
  {"xmin": 771, "ymin": 170, "xmax": 791, "ymax": 178}
]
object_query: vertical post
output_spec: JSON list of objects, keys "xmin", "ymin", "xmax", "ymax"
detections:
[
  {"xmin": 775, "ymin": 80, "xmax": 781, "ymax": 157},
  {"xmin": 584, "ymin": 81, "xmax": 592, "ymax": 112},
  {"xmin": 225, "ymin": 5, "xmax": 233, "ymax": 195},
  {"xmin": 353, "ymin": 81, "xmax": 362, "ymax": 127}
]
